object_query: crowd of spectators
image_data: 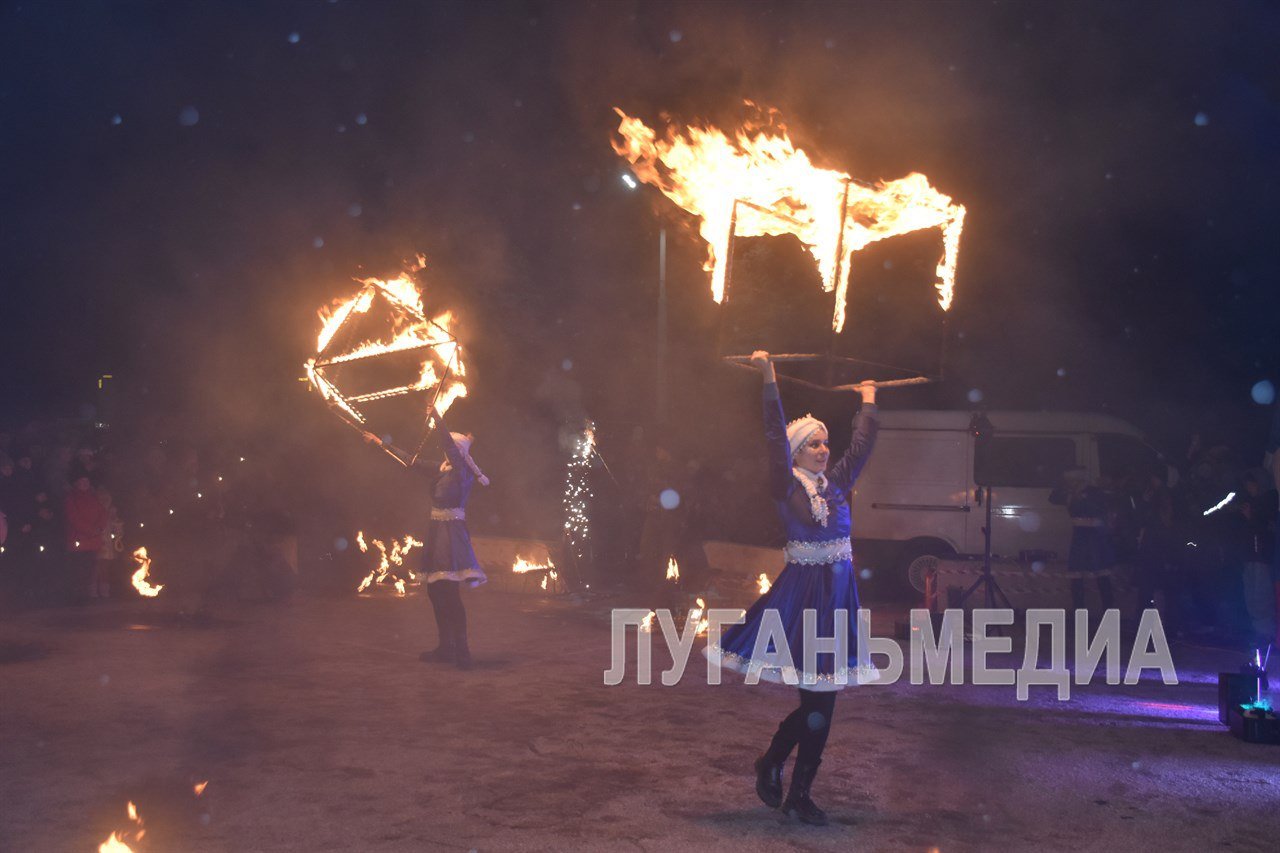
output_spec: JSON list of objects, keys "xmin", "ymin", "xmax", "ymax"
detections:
[{"xmin": 0, "ymin": 420, "xmax": 296, "ymax": 611}]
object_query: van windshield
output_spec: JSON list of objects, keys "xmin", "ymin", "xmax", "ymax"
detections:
[{"xmin": 974, "ymin": 436, "xmax": 1077, "ymax": 488}]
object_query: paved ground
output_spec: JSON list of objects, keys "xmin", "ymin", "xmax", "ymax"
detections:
[{"xmin": 1, "ymin": 586, "xmax": 1277, "ymax": 852}]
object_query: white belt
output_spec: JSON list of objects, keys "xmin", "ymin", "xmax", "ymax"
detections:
[
  {"xmin": 784, "ymin": 537, "xmax": 852, "ymax": 565},
  {"xmin": 431, "ymin": 507, "xmax": 466, "ymax": 521}
]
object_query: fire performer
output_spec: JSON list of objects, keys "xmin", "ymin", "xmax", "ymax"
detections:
[
  {"xmin": 363, "ymin": 408, "xmax": 489, "ymax": 670},
  {"xmin": 708, "ymin": 350, "xmax": 878, "ymax": 826}
]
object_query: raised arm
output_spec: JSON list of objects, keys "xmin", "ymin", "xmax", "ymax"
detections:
[
  {"xmin": 827, "ymin": 383, "xmax": 879, "ymax": 492},
  {"xmin": 361, "ymin": 430, "xmax": 422, "ymax": 471},
  {"xmin": 434, "ymin": 410, "xmax": 467, "ymax": 472},
  {"xmin": 753, "ymin": 351, "xmax": 794, "ymax": 502}
]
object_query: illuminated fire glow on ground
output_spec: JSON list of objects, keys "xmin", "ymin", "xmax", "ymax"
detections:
[{"xmin": 0, "ymin": 594, "xmax": 1273, "ymax": 850}]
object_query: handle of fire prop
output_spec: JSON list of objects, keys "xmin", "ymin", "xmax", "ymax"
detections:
[
  {"xmin": 720, "ymin": 355, "xmax": 935, "ymax": 390},
  {"xmin": 831, "ymin": 376, "xmax": 934, "ymax": 390},
  {"xmin": 327, "ymin": 403, "xmax": 411, "ymax": 467}
]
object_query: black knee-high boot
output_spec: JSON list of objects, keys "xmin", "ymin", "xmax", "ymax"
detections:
[
  {"xmin": 421, "ymin": 581, "xmax": 457, "ymax": 663},
  {"xmin": 781, "ymin": 691, "xmax": 835, "ymax": 825},
  {"xmin": 451, "ymin": 592, "xmax": 471, "ymax": 670},
  {"xmin": 756, "ymin": 710, "xmax": 802, "ymax": 807}
]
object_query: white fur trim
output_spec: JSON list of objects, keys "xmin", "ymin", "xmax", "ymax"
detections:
[
  {"xmin": 702, "ymin": 644, "xmax": 880, "ymax": 690},
  {"xmin": 791, "ymin": 466, "xmax": 830, "ymax": 527}
]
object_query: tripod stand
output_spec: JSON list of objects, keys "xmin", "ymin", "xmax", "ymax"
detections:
[
  {"xmin": 959, "ymin": 413, "xmax": 1013, "ymax": 611},
  {"xmin": 958, "ymin": 483, "xmax": 1014, "ymax": 610}
]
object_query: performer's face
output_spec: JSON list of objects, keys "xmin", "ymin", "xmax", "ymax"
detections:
[{"xmin": 794, "ymin": 429, "xmax": 830, "ymax": 475}]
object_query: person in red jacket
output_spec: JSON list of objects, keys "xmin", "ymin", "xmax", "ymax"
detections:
[{"xmin": 63, "ymin": 470, "xmax": 106, "ymax": 603}]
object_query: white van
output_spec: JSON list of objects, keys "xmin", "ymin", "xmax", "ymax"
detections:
[{"xmin": 850, "ymin": 410, "xmax": 1168, "ymax": 589}]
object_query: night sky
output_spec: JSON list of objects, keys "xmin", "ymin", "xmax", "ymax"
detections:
[{"xmin": 3, "ymin": 0, "xmax": 1278, "ymax": 466}]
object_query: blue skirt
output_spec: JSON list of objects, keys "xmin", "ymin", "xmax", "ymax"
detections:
[
  {"xmin": 422, "ymin": 518, "xmax": 486, "ymax": 587},
  {"xmin": 705, "ymin": 559, "xmax": 879, "ymax": 691}
]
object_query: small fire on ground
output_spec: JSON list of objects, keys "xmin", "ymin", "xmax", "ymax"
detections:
[{"xmin": 355, "ymin": 531, "xmax": 422, "ymax": 596}]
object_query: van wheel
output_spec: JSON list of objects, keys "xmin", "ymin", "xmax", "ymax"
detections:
[{"xmin": 901, "ymin": 541, "xmax": 956, "ymax": 593}]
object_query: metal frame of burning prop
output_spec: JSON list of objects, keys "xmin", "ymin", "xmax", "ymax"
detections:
[
  {"xmin": 716, "ymin": 180, "xmax": 961, "ymax": 392},
  {"xmin": 304, "ymin": 275, "xmax": 463, "ymax": 468}
]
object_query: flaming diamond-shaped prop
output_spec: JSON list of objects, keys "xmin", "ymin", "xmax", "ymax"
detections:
[
  {"xmin": 304, "ymin": 261, "xmax": 467, "ymax": 464},
  {"xmin": 613, "ymin": 104, "xmax": 966, "ymax": 390}
]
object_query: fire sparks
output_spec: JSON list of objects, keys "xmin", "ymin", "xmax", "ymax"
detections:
[
  {"xmin": 563, "ymin": 421, "xmax": 595, "ymax": 562},
  {"xmin": 612, "ymin": 105, "xmax": 966, "ymax": 330},
  {"xmin": 355, "ymin": 531, "xmax": 422, "ymax": 596},
  {"xmin": 666, "ymin": 556, "xmax": 680, "ymax": 582},
  {"xmin": 130, "ymin": 547, "xmax": 163, "ymax": 598},
  {"xmin": 304, "ymin": 259, "xmax": 468, "ymax": 434},
  {"xmin": 194, "ymin": 781, "xmax": 208, "ymax": 797},
  {"xmin": 757, "ymin": 573, "xmax": 772, "ymax": 594}
]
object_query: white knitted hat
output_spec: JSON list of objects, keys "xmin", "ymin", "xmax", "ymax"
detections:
[{"xmin": 786, "ymin": 415, "xmax": 827, "ymax": 460}]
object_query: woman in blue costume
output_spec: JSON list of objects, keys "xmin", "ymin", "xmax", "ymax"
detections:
[
  {"xmin": 707, "ymin": 350, "xmax": 879, "ymax": 825},
  {"xmin": 364, "ymin": 407, "xmax": 489, "ymax": 670}
]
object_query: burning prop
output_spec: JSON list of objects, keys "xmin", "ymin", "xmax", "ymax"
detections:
[
  {"xmin": 304, "ymin": 257, "xmax": 467, "ymax": 464},
  {"xmin": 354, "ymin": 530, "xmax": 422, "ymax": 596},
  {"xmin": 130, "ymin": 547, "xmax": 163, "ymax": 598},
  {"xmin": 512, "ymin": 555, "xmax": 562, "ymax": 593},
  {"xmin": 612, "ymin": 104, "xmax": 965, "ymax": 387}
]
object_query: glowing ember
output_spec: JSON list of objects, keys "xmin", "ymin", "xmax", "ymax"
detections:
[
  {"xmin": 355, "ymin": 531, "xmax": 422, "ymax": 596},
  {"xmin": 130, "ymin": 547, "xmax": 163, "ymax": 598},
  {"xmin": 666, "ymin": 556, "xmax": 680, "ymax": 582},
  {"xmin": 757, "ymin": 573, "xmax": 772, "ymax": 594},
  {"xmin": 194, "ymin": 781, "xmax": 208, "ymax": 796},
  {"xmin": 612, "ymin": 105, "xmax": 966, "ymax": 331},
  {"xmin": 304, "ymin": 258, "xmax": 468, "ymax": 432}
]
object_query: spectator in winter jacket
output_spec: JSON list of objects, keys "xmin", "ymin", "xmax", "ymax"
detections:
[{"xmin": 63, "ymin": 471, "xmax": 107, "ymax": 602}]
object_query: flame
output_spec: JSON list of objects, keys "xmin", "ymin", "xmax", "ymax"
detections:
[
  {"xmin": 757, "ymin": 573, "xmax": 772, "ymax": 594},
  {"xmin": 666, "ymin": 556, "xmax": 680, "ymax": 582},
  {"xmin": 130, "ymin": 547, "xmax": 163, "ymax": 598},
  {"xmin": 354, "ymin": 531, "xmax": 422, "ymax": 596},
  {"xmin": 689, "ymin": 597, "xmax": 709, "ymax": 636},
  {"xmin": 98, "ymin": 801, "xmax": 145, "ymax": 853},
  {"xmin": 304, "ymin": 263, "xmax": 468, "ymax": 426},
  {"xmin": 194, "ymin": 781, "xmax": 208, "ymax": 796},
  {"xmin": 612, "ymin": 105, "xmax": 966, "ymax": 330},
  {"xmin": 640, "ymin": 610, "xmax": 656, "ymax": 633},
  {"xmin": 99, "ymin": 833, "xmax": 133, "ymax": 853},
  {"xmin": 512, "ymin": 555, "xmax": 555, "ymax": 573}
]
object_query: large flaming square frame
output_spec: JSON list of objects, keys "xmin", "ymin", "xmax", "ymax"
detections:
[
  {"xmin": 716, "ymin": 186, "xmax": 948, "ymax": 392},
  {"xmin": 306, "ymin": 279, "xmax": 460, "ymax": 466}
]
